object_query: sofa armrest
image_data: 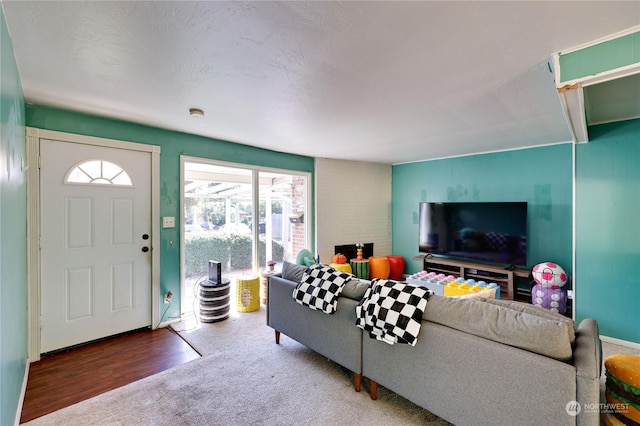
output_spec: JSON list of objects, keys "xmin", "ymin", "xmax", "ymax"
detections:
[
  {"xmin": 265, "ymin": 275, "xmax": 293, "ymax": 330},
  {"xmin": 266, "ymin": 275, "xmax": 363, "ymax": 375},
  {"xmin": 574, "ymin": 318, "xmax": 602, "ymax": 426}
]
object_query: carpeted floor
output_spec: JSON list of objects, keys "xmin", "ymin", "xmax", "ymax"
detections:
[{"xmin": 23, "ymin": 307, "xmax": 451, "ymax": 425}]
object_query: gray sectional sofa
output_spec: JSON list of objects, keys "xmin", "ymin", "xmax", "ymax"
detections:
[{"xmin": 266, "ymin": 263, "xmax": 602, "ymax": 426}]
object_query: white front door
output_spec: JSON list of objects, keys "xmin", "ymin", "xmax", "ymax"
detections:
[{"xmin": 40, "ymin": 139, "xmax": 152, "ymax": 353}]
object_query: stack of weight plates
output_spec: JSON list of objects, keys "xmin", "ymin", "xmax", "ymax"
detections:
[{"xmin": 199, "ymin": 278, "xmax": 230, "ymax": 323}]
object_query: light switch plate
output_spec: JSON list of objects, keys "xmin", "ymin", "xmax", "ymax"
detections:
[{"xmin": 162, "ymin": 217, "xmax": 175, "ymax": 228}]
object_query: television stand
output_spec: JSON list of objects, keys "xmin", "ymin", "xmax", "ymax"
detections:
[{"xmin": 422, "ymin": 257, "xmax": 529, "ymax": 300}]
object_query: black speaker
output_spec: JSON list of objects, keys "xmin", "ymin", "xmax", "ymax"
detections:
[{"xmin": 208, "ymin": 260, "xmax": 222, "ymax": 284}]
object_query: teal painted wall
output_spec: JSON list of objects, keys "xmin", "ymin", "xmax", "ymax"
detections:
[
  {"xmin": 392, "ymin": 145, "xmax": 574, "ymax": 290},
  {"xmin": 26, "ymin": 104, "xmax": 314, "ymax": 324},
  {"xmin": 575, "ymin": 119, "xmax": 640, "ymax": 343},
  {"xmin": 0, "ymin": 5, "xmax": 28, "ymax": 425},
  {"xmin": 559, "ymin": 30, "xmax": 640, "ymax": 82}
]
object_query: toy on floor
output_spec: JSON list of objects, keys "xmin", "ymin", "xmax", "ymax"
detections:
[
  {"xmin": 531, "ymin": 262, "xmax": 568, "ymax": 314},
  {"xmin": 604, "ymin": 354, "xmax": 640, "ymax": 425}
]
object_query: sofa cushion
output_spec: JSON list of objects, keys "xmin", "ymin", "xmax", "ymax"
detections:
[
  {"xmin": 292, "ymin": 264, "xmax": 353, "ymax": 314},
  {"xmin": 282, "ymin": 261, "xmax": 308, "ymax": 283},
  {"xmin": 423, "ymin": 295, "xmax": 574, "ymax": 361},
  {"xmin": 342, "ymin": 278, "xmax": 370, "ymax": 300},
  {"xmin": 478, "ymin": 298, "xmax": 577, "ymax": 345}
]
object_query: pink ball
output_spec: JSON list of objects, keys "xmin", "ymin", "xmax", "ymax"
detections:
[{"xmin": 532, "ymin": 262, "xmax": 568, "ymax": 289}]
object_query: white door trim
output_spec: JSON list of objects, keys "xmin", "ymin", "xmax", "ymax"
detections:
[{"xmin": 26, "ymin": 127, "xmax": 161, "ymax": 361}]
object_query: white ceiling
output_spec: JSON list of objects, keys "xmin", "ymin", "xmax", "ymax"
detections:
[{"xmin": 3, "ymin": 1, "xmax": 639, "ymax": 164}]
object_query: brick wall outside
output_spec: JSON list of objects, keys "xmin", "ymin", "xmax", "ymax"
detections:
[{"xmin": 290, "ymin": 176, "xmax": 307, "ymax": 258}]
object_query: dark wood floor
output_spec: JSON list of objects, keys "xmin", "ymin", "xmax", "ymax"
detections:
[{"xmin": 20, "ymin": 327, "xmax": 200, "ymax": 424}]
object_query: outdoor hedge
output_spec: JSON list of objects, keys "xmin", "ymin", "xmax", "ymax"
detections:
[{"xmin": 185, "ymin": 233, "xmax": 285, "ymax": 276}]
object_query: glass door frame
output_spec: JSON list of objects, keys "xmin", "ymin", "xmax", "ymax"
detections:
[{"xmin": 179, "ymin": 155, "xmax": 312, "ymax": 318}]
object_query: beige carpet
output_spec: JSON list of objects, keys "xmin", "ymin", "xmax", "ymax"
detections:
[{"xmin": 24, "ymin": 307, "xmax": 451, "ymax": 425}]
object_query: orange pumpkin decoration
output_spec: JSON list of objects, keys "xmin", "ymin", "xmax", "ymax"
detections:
[{"xmin": 333, "ymin": 253, "xmax": 347, "ymax": 264}]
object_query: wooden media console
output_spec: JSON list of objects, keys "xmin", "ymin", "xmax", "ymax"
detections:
[{"xmin": 421, "ymin": 256, "xmax": 529, "ymax": 300}]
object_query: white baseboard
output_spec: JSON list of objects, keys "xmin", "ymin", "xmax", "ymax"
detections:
[
  {"xmin": 15, "ymin": 361, "xmax": 30, "ymax": 426},
  {"xmin": 600, "ymin": 335, "xmax": 640, "ymax": 351},
  {"xmin": 157, "ymin": 317, "xmax": 182, "ymax": 329}
]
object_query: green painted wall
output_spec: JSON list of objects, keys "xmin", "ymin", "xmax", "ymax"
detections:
[
  {"xmin": 391, "ymin": 145, "xmax": 574, "ymax": 291},
  {"xmin": 0, "ymin": 5, "xmax": 28, "ymax": 425},
  {"xmin": 559, "ymin": 30, "xmax": 640, "ymax": 82},
  {"xmin": 26, "ymin": 104, "xmax": 314, "ymax": 324},
  {"xmin": 575, "ymin": 119, "xmax": 640, "ymax": 342}
]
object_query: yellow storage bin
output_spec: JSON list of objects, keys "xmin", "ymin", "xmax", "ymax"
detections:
[{"xmin": 236, "ymin": 275, "xmax": 260, "ymax": 313}]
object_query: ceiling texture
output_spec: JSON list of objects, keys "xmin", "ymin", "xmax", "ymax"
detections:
[{"xmin": 3, "ymin": 1, "xmax": 639, "ymax": 164}]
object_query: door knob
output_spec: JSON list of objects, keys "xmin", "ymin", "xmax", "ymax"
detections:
[
  {"xmin": 142, "ymin": 246, "xmax": 149, "ymax": 253},
  {"xmin": 142, "ymin": 234, "xmax": 149, "ymax": 240}
]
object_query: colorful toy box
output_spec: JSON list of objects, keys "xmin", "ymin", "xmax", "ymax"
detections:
[
  {"xmin": 443, "ymin": 278, "xmax": 500, "ymax": 299},
  {"xmin": 405, "ymin": 271, "xmax": 453, "ymax": 296},
  {"xmin": 406, "ymin": 272, "xmax": 499, "ymax": 299}
]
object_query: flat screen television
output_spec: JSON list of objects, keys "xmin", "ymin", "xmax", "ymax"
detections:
[{"xmin": 419, "ymin": 202, "xmax": 528, "ymax": 267}]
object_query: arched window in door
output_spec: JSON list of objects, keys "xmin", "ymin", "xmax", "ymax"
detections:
[{"xmin": 65, "ymin": 160, "xmax": 133, "ymax": 186}]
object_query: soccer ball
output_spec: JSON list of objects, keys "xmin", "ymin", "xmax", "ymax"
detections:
[{"xmin": 532, "ymin": 262, "xmax": 568, "ymax": 289}]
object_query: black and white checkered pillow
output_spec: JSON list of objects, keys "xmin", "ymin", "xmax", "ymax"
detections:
[
  {"xmin": 356, "ymin": 279, "xmax": 433, "ymax": 345},
  {"xmin": 292, "ymin": 264, "xmax": 353, "ymax": 314}
]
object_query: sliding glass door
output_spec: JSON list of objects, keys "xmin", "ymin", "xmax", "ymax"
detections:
[{"xmin": 181, "ymin": 157, "xmax": 310, "ymax": 317}]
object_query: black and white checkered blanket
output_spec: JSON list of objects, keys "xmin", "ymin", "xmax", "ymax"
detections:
[
  {"xmin": 292, "ymin": 264, "xmax": 353, "ymax": 314},
  {"xmin": 355, "ymin": 279, "xmax": 433, "ymax": 345}
]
